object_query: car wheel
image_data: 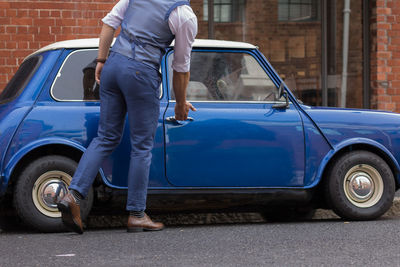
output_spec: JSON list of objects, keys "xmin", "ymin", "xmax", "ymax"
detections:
[
  {"xmin": 325, "ymin": 150, "xmax": 395, "ymax": 220},
  {"xmin": 13, "ymin": 155, "xmax": 93, "ymax": 232}
]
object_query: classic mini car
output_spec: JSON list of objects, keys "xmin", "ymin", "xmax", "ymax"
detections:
[{"xmin": 0, "ymin": 39, "xmax": 399, "ymax": 232}]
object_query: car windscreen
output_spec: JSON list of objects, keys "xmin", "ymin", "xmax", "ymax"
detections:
[{"xmin": 0, "ymin": 55, "xmax": 42, "ymax": 104}]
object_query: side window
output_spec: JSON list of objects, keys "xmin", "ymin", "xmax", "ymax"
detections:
[
  {"xmin": 0, "ymin": 55, "xmax": 42, "ymax": 104},
  {"xmin": 168, "ymin": 51, "xmax": 278, "ymax": 101},
  {"xmin": 52, "ymin": 49, "xmax": 99, "ymax": 101}
]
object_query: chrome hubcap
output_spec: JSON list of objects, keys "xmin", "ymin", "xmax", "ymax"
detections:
[
  {"xmin": 41, "ymin": 180, "xmax": 68, "ymax": 208},
  {"xmin": 343, "ymin": 164, "xmax": 383, "ymax": 208},
  {"xmin": 32, "ymin": 171, "xmax": 72, "ymax": 218},
  {"xmin": 348, "ymin": 173, "xmax": 374, "ymax": 200}
]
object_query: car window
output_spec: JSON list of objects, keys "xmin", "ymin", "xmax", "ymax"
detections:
[
  {"xmin": 52, "ymin": 49, "xmax": 163, "ymax": 101},
  {"xmin": 168, "ymin": 51, "xmax": 279, "ymax": 101},
  {"xmin": 51, "ymin": 49, "xmax": 100, "ymax": 101},
  {"xmin": 0, "ymin": 55, "xmax": 42, "ymax": 103}
]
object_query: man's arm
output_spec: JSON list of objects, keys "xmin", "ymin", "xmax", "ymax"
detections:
[
  {"xmin": 95, "ymin": 0, "xmax": 128, "ymax": 83},
  {"xmin": 173, "ymin": 71, "xmax": 196, "ymax": 121},
  {"xmin": 168, "ymin": 5, "xmax": 198, "ymax": 120},
  {"xmin": 95, "ymin": 24, "xmax": 115, "ymax": 84}
]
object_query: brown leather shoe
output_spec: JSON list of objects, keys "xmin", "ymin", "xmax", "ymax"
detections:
[
  {"xmin": 57, "ymin": 193, "xmax": 83, "ymax": 234},
  {"xmin": 127, "ymin": 213, "xmax": 164, "ymax": 232}
]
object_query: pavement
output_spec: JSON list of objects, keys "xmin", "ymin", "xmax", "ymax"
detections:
[{"xmin": 85, "ymin": 197, "xmax": 400, "ymax": 229}]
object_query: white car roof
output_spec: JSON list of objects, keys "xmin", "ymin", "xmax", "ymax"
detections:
[{"xmin": 27, "ymin": 38, "xmax": 257, "ymax": 59}]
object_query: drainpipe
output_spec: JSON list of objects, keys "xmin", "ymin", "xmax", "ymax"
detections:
[
  {"xmin": 208, "ymin": 0, "xmax": 214, "ymax": 39},
  {"xmin": 340, "ymin": 0, "xmax": 351, "ymax": 107}
]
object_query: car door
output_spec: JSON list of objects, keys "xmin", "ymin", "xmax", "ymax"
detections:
[
  {"xmin": 47, "ymin": 49, "xmax": 167, "ymax": 189},
  {"xmin": 164, "ymin": 50, "xmax": 305, "ymax": 187}
]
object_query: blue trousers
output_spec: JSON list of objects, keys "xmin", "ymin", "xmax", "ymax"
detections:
[{"xmin": 69, "ymin": 52, "xmax": 161, "ymax": 211}]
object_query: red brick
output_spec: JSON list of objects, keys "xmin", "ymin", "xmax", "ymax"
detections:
[
  {"xmin": 17, "ymin": 42, "xmax": 29, "ymax": 50},
  {"xmin": 6, "ymin": 9, "xmax": 17, "ymax": 17},
  {"xmin": 17, "ymin": 9, "xmax": 29, "ymax": 17},
  {"xmin": 11, "ymin": 34, "xmax": 34, "ymax": 42},
  {"xmin": 10, "ymin": 17, "xmax": 33, "ymax": 26},
  {"xmin": 377, "ymin": 95, "xmax": 391, "ymax": 102},
  {"xmin": 5, "ymin": 26, "xmax": 17, "ymax": 34},
  {"xmin": 377, "ymin": 51, "xmax": 392, "ymax": 59},
  {"xmin": 377, "ymin": 73, "xmax": 387, "ymax": 80},
  {"xmin": 17, "ymin": 26, "xmax": 28, "ymax": 34},
  {"xmin": 377, "ymin": 7, "xmax": 392, "ymax": 15},
  {"xmin": 391, "ymin": 96, "xmax": 400, "ymax": 105},
  {"xmin": 34, "ymin": 18, "xmax": 56, "ymax": 27},
  {"xmin": 5, "ymin": 57, "xmax": 16, "ymax": 66},
  {"xmin": 391, "ymin": 81, "xmax": 400, "ymax": 88},
  {"xmin": 5, "ymin": 42, "xmax": 17, "ymax": 49},
  {"xmin": 0, "ymin": 2, "xmax": 10, "ymax": 9},
  {"xmin": 377, "ymin": 23, "xmax": 392, "ymax": 30},
  {"xmin": 378, "ymin": 66, "xmax": 391, "ymax": 72},
  {"xmin": 50, "ymin": 11, "xmax": 61, "ymax": 18},
  {"xmin": 28, "ymin": 10, "xmax": 39, "ymax": 17},
  {"xmin": 377, "ymin": 0, "xmax": 386, "ymax": 8}
]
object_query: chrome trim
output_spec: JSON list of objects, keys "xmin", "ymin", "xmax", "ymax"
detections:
[
  {"xmin": 168, "ymin": 100, "xmax": 291, "ymax": 104},
  {"xmin": 50, "ymin": 49, "xmax": 97, "ymax": 102}
]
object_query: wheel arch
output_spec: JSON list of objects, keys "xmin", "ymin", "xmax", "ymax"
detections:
[
  {"xmin": 317, "ymin": 140, "xmax": 400, "ymax": 190},
  {"xmin": 3, "ymin": 138, "xmax": 104, "ymax": 193}
]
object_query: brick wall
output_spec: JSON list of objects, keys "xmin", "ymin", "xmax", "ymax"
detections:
[
  {"xmin": 0, "ymin": 0, "xmax": 397, "ymax": 112},
  {"xmin": 370, "ymin": 0, "xmax": 400, "ymax": 112},
  {"xmin": 193, "ymin": 0, "xmax": 364, "ymax": 108},
  {"xmin": 0, "ymin": 0, "xmax": 117, "ymax": 90}
]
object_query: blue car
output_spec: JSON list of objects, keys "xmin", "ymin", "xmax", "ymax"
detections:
[{"xmin": 0, "ymin": 39, "xmax": 399, "ymax": 232}]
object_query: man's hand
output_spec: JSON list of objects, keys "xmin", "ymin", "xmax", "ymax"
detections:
[
  {"xmin": 173, "ymin": 71, "xmax": 196, "ymax": 120},
  {"xmin": 95, "ymin": 62, "xmax": 105, "ymax": 84},
  {"xmin": 175, "ymin": 101, "xmax": 196, "ymax": 121}
]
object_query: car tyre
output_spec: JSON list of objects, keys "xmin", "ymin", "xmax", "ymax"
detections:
[
  {"xmin": 325, "ymin": 150, "xmax": 395, "ymax": 220},
  {"xmin": 13, "ymin": 155, "xmax": 93, "ymax": 232}
]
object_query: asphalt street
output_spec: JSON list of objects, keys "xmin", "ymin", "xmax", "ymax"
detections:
[{"xmin": 1, "ymin": 216, "xmax": 400, "ymax": 266}]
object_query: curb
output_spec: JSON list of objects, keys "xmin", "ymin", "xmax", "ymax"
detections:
[{"xmin": 85, "ymin": 198, "xmax": 400, "ymax": 229}]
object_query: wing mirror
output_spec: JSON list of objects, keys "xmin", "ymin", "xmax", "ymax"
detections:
[{"xmin": 272, "ymin": 82, "xmax": 289, "ymax": 109}]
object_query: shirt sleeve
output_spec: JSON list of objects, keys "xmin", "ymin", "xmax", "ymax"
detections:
[
  {"xmin": 102, "ymin": 0, "xmax": 129, "ymax": 29},
  {"xmin": 168, "ymin": 5, "xmax": 198, "ymax": 73}
]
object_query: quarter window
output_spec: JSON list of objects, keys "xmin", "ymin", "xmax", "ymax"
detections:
[
  {"xmin": 0, "ymin": 55, "xmax": 42, "ymax": 103},
  {"xmin": 168, "ymin": 51, "xmax": 279, "ymax": 102},
  {"xmin": 51, "ymin": 49, "xmax": 100, "ymax": 101}
]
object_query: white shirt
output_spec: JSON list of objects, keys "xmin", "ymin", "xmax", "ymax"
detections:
[{"xmin": 102, "ymin": 0, "xmax": 198, "ymax": 73}]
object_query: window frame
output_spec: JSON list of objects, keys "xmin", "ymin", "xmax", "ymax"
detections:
[
  {"xmin": 166, "ymin": 49, "xmax": 286, "ymax": 104},
  {"xmin": 278, "ymin": 0, "xmax": 320, "ymax": 22},
  {"xmin": 203, "ymin": 0, "xmax": 246, "ymax": 23},
  {"xmin": 50, "ymin": 49, "xmax": 99, "ymax": 102}
]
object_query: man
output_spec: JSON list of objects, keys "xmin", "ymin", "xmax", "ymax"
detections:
[{"xmin": 57, "ymin": 0, "xmax": 197, "ymax": 234}]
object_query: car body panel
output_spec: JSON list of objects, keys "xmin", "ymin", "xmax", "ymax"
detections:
[
  {"xmin": 304, "ymin": 107, "xmax": 400, "ymax": 182},
  {"xmin": 298, "ymin": 111, "xmax": 332, "ymax": 187},
  {"xmin": 0, "ymin": 51, "xmax": 62, "ymax": 194}
]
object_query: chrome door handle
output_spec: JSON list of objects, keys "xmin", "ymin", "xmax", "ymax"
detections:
[{"xmin": 165, "ymin": 116, "xmax": 194, "ymax": 125}]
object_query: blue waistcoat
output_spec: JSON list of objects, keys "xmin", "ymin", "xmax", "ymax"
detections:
[{"xmin": 111, "ymin": 0, "xmax": 190, "ymax": 70}]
